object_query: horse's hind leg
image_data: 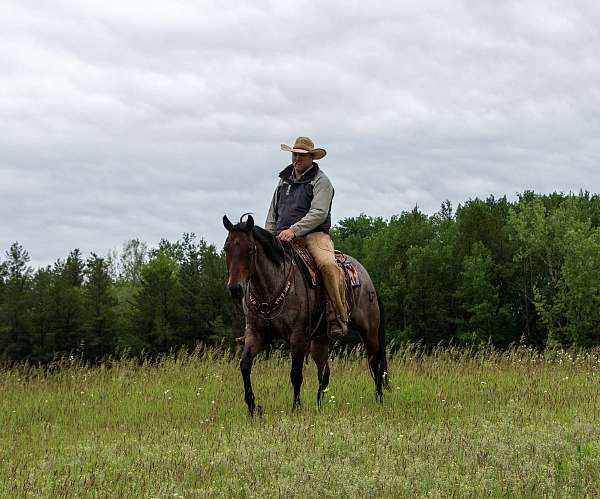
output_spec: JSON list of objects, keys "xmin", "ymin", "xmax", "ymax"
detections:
[
  {"xmin": 290, "ymin": 342, "xmax": 305, "ymax": 411},
  {"xmin": 365, "ymin": 334, "xmax": 384, "ymax": 403},
  {"xmin": 310, "ymin": 335, "xmax": 330, "ymax": 408},
  {"xmin": 240, "ymin": 334, "xmax": 261, "ymax": 417},
  {"xmin": 354, "ymin": 320, "xmax": 385, "ymax": 403}
]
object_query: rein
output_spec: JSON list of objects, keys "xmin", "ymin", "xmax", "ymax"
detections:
[{"xmin": 244, "ymin": 240, "xmax": 296, "ymax": 321}]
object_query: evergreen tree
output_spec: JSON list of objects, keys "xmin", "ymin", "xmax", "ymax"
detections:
[
  {"xmin": 83, "ymin": 254, "xmax": 117, "ymax": 359},
  {"xmin": 30, "ymin": 267, "xmax": 54, "ymax": 362},
  {"xmin": 0, "ymin": 243, "xmax": 33, "ymax": 360},
  {"xmin": 49, "ymin": 250, "xmax": 85, "ymax": 355},
  {"xmin": 132, "ymin": 251, "xmax": 181, "ymax": 353}
]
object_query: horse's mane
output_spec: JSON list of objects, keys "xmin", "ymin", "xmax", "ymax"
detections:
[{"xmin": 230, "ymin": 222, "xmax": 285, "ymax": 266}]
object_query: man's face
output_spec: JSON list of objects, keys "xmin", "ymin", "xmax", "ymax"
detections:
[{"xmin": 292, "ymin": 152, "xmax": 313, "ymax": 175}]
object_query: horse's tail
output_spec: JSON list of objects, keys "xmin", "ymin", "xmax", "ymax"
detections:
[{"xmin": 376, "ymin": 292, "xmax": 391, "ymax": 391}]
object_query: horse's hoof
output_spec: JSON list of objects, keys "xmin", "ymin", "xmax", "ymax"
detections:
[{"xmin": 256, "ymin": 405, "xmax": 264, "ymax": 417}]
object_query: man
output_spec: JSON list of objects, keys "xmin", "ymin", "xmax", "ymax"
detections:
[{"xmin": 265, "ymin": 136, "xmax": 348, "ymax": 337}]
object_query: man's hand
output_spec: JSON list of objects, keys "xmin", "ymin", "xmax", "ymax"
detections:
[{"xmin": 277, "ymin": 228, "xmax": 295, "ymax": 242}]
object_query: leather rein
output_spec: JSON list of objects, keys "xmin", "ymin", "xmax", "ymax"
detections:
[{"xmin": 244, "ymin": 240, "xmax": 296, "ymax": 321}]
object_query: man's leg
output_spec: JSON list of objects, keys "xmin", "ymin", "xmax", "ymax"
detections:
[{"xmin": 305, "ymin": 232, "xmax": 348, "ymax": 337}]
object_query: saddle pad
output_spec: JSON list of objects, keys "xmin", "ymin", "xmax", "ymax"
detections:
[
  {"xmin": 292, "ymin": 241, "xmax": 362, "ymax": 289},
  {"xmin": 292, "ymin": 239, "xmax": 319, "ymax": 287},
  {"xmin": 335, "ymin": 251, "xmax": 361, "ymax": 288}
]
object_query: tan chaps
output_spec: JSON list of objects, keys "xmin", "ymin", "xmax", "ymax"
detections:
[{"xmin": 305, "ymin": 231, "xmax": 348, "ymax": 323}]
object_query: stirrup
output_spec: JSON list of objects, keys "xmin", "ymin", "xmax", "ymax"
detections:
[{"xmin": 327, "ymin": 317, "xmax": 348, "ymax": 339}]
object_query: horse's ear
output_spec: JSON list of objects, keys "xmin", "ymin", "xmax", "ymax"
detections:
[
  {"xmin": 223, "ymin": 215, "xmax": 234, "ymax": 232},
  {"xmin": 245, "ymin": 214, "xmax": 254, "ymax": 232}
]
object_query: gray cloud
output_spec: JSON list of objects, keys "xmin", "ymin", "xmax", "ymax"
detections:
[{"xmin": 1, "ymin": 0, "xmax": 600, "ymax": 266}]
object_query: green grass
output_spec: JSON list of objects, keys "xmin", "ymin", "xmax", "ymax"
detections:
[{"xmin": 1, "ymin": 345, "xmax": 599, "ymax": 498}]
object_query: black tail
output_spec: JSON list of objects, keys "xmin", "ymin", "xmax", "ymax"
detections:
[{"xmin": 376, "ymin": 292, "xmax": 390, "ymax": 391}]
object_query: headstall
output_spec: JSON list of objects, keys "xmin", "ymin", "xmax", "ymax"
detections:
[{"xmin": 244, "ymin": 241, "xmax": 295, "ymax": 321}]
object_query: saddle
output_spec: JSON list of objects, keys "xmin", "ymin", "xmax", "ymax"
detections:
[{"xmin": 291, "ymin": 238, "xmax": 361, "ymax": 290}]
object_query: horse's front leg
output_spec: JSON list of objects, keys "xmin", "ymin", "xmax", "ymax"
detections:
[
  {"xmin": 240, "ymin": 333, "xmax": 262, "ymax": 417},
  {"xmin": 290, "ymin": 340, "xmax": 305, "ymax": 411}
]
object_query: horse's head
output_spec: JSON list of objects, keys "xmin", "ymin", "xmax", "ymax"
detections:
[{"xmin": 223, "ymin": 214, "xmax": 255, "ymax": 299}]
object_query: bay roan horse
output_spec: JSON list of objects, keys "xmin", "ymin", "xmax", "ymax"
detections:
[{"xmin": 223, "ymin": 214, "xmax": 389, "ymax": 416}]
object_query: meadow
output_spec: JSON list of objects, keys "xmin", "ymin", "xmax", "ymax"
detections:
[{"xmin": 1, "ymin": 345, "xmax": 599, "ymax": 498}]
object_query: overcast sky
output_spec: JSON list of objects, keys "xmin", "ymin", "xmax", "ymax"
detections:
[{"xmin": 2, "ymin": 1, "xmax": 600, "ymax": 267}]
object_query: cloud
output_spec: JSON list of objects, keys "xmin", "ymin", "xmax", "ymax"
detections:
[{"xmin": 1, "ymin": 0, "xmax": 599, "ymax": 266}]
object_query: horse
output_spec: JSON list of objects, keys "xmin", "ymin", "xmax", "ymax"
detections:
[{"xmin": 222, "ymin": 214, "xmax": 388, "ymax": 416}]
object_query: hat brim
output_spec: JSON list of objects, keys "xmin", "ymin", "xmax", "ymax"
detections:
[{"xmin": 281, "ymin": 144, "xmax": 326, "ymax": 160}]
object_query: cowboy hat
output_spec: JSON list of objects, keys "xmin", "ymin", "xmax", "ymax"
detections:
[{"xmin": 281, "ymin": 136, "xmax": 326, "ymax": 160}]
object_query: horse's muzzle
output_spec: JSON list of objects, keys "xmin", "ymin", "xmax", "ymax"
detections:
[{"xmin": 229, "ymin": 284, "xmax": 244, "ymax": 299}]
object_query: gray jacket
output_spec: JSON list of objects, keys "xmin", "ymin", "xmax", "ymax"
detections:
[{"xmin": 265, "ymin": 163, "xmax": 334, "ymax": 237}]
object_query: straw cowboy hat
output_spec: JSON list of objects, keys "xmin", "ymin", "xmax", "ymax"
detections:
[{"xmin": 281, "ymin": 136, "xmax": 327, "ymax": 160}]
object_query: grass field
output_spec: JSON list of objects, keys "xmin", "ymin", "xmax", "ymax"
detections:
[{"xmin": 1, "ymin": 345, "xmax": 599, "ymax": 498}]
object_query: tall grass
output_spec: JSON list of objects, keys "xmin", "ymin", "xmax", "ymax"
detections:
[{"xmin": 1, "ymin": 345, "xmax": 599, "ymax": 498}]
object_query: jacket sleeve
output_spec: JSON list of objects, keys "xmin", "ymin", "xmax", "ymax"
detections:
[
  {"xmin": 290, "ymin": 173, "xmax": 334, "ymax": 237},
  {"xmin": 264, "ymin": 182, "xmax": 281, "ymax": 235}
]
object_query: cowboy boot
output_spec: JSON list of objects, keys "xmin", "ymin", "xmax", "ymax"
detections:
[
  {"xmin": 328, "ymin": 315, "xmax": 348, "ymax": 339},
  {"xmin": 321, "ymin": 263, "xmax": 349, "ymax": 338},
  {"xmin": 325, "ymin": 296, "xmax": 345, "ymax": 338}
]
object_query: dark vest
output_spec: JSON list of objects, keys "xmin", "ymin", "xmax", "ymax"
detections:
[{"xmin": 275, "ymin": 163, "xmax": 332, "ymax": 234}]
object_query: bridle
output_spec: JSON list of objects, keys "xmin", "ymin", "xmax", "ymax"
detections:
[
  {"xmin": 243, "ymin": 238, "xmax": 296, "ymax": 321},
  {"xmin": 226, "ymin": 231, "xmax": 325, "ymax": 338}
]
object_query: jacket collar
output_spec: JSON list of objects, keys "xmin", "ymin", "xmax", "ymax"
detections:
[{"xmin": 278, "ymin": 162, "xmax": 319, "ymax": 183}]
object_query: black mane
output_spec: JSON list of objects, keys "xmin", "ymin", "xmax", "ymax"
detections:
[{"xmin": 230, "ymin": 222, "xmax": 285, "ymax": 266}]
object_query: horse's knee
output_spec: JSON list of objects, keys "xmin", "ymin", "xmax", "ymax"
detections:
[
  {"xmin": 240, "ymin": 352, "xmax": 253, "ymax": 376},
  {"xmin": 290, "ymin": 362, "xmax": 303, "ymax": 388},
  {"xmin": 322, "ymin": 364, "xmax": 330, "ymax": 388}
]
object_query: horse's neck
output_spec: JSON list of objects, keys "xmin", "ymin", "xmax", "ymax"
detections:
[{"xmin": 250, "ymin": 244, "xmax": 287, "ymax": 294}]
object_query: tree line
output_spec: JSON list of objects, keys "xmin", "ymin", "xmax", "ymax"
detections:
[{"xmin": 2, "ymin": 190, "xmax": 600, "ymax": 363}]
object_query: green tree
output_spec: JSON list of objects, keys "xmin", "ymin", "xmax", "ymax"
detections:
[
  {"xmin": 83, "ymin": 254, "xmax": 117, "ymax": 359},
  {"xmin": 559, "ymin": 227, "xmax": 600, "ymax": 346},
  {"xmin": 119, "ymin": 239, "xmax": 148, "ymax": 286},
  {"xmin": 132, "ymin": 251, "xmax": 181, "ymax": 353},
  {"xmin": 455, "ymin": 242, "xmax": 509, "ymax": 345},
  {"xmin": 49, "ymin": 250, "xmax": 85, "ymax": 355},
  {"xmin": 331, "ymin": 214, "xmax": 386, "ymax": 262},
  {"xmin": 30, "ymin": 267, "xmax": 54, "ymax": 362},
  {"xmin": 403, "ymin": 238, "xmax": 457, "ymax": 344},
  {"xmin": 0, "ymin": 243, "xmax": 33, "ymax": 359}
]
